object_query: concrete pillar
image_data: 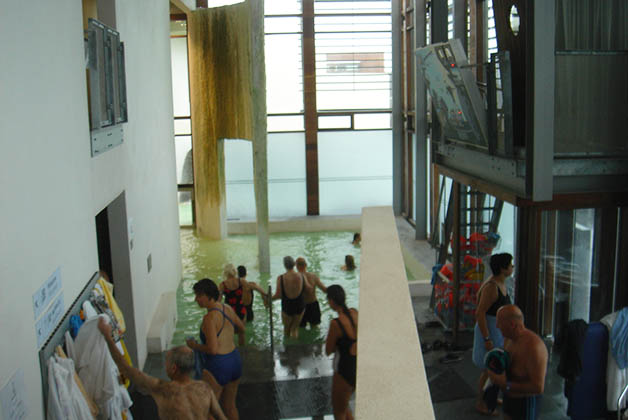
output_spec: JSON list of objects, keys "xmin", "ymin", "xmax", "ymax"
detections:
[
  {"xmin": 194, "ymin": 139, "xmax": 227, "ymax": 239},
  {"xmin": 250, "ymin": 0, "xmax": 270, "ymax": 273}
]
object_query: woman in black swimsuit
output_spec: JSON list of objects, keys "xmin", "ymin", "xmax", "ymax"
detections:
[
  {"xmin": 272, "ymin": 256, "xmax": 312, "ymax": 338},
  {"xmin": 472, "ymin": 253, "xmax": 513, "ymax": 415},
  {"xmin": 325, "ymin": 285, "xmax": 358, "ymax": 420}
]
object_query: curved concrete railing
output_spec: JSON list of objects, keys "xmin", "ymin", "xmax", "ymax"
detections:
[{"xmin": 356, "ymin": 206, "xmax": 435, "ymax": 419}]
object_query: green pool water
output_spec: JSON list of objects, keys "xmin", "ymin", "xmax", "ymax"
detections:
[{"xmin": 171, "ymin": 229, "xmax": 361, "ymax": 349}]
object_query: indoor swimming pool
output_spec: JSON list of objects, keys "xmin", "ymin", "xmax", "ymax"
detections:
[{"xmin": 171, "ymin": 229, "xmax": 361, "ymax": 348}]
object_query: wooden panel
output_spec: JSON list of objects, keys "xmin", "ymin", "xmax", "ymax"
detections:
[
  {"xmin": 515, "ymin": 206, "xmax": 541, "ymax": 333},
  {"xmin": 303, "ymin": 0, "xmax": 319, "ymax": 215}
]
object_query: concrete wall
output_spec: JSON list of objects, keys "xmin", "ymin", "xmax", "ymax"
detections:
[
  {"xmin": 357, "ymin": 207, "xmax": 435, "ymax": 419},
  {"xmin": 0, "ymin": 1, "xmax": 181, "ymax": 418}
]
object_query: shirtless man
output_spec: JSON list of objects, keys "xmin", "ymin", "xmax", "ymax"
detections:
[
  {"xmin": 296, "ymin": 257, "xmax": 327, "ymax": 328},
  {"xmin": 488, "ymin": 305, "xmax": 548, "ymax": 420},
  {"xmin": 98, "ymin": 317, "xmax": 227, "ymax": 420},
  {"xmin": 272, "ymin": 256, "xmax": 313, "ymax": 338}
]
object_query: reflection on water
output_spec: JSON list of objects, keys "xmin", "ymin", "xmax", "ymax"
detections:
[{"xmin": 172, "ymin": 229, "xmax": 361, "ymax": 349}]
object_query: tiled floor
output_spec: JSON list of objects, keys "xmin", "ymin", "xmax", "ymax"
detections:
[{"xmin": 135, "ymin": 218, "xmax": 610, "ymax": 419}]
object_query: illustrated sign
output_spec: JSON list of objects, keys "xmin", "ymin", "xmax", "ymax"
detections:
[
  {"xmin": 32, "ymin": 267, "xmax": 62, "ymax": 320},
  {"xmin": 0, "ymin": 368, "xmax": 27, "ymax": 420},
  {"xmin": 35, "ymin": 294, "xmax": 65, "ymax": 348}
]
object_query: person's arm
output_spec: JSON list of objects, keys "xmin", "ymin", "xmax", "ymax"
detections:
[
  {"xmin": 187, "ymin": 315, "xmax": 219, "ymax": 355},
  {"xmin": 206, "ymin": 382, "xmax": 228, "ymax": 420},
  {"xmin": 325, "ymin": 319, "xmax": 340, "ymax": 356},
  {"xmin": 314, "ymin": 276, "xmax": 327, "ymax": 293},
  {"xmin": 475, "ymin": 281, "xmax": 498, "ymax": 351},
  {"xmin": 248, "ymin": 281, "xmax": 268, "ymax": 296},
  {"xmin": 272, "ymin": 276, "xmax": 282, "ymax": 301},
  {"xmin": 98, "ymin": 317, "xmax": 161, "ymax": 393},
  {"xmin": 488, "ymin": 338, "xmax": 548, "ymax": 396}
]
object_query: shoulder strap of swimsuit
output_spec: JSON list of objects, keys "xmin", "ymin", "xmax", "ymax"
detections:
[
  {"xmin": 335, "ymin": 317, "xmax": 356, "ymax": 341},
  {"xmin": 206, "ymin": 306, "xmax": 227, "ymax": 336}
]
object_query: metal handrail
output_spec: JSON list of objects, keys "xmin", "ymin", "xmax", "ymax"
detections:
[{"xmin": 268, "ymin": 285, "xmax": 274, "ymax": 356}]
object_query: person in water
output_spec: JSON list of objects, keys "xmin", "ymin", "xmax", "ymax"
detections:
[
  {"xmin": 351, "ymin": 233, "xmax": 361, "ymax": 245},
  {"xmin": 341, "ymin": 255, "xmax": 356, "ymax": 271},
  {"xmin": 237, "ymin": 265, "xmax": 269, "ymax": 322},
  {"xmin": 98, "ymin": 317, "xmax": 227, "ymax": 420},
  {"xmin": 219, "ymin": 264, "xmax": 248, "ymax": 321},
  {"xmin": 272, "ymin": 256, "xmax": 313, "ymax": 338},
  {"xmin": 325, "ymin": 285, "xmax": 358, "ymax": 420},
  {"xmin": 187, "ymin": 278, "xmax": 246, "ymax": 420},
  {"xmin": 296, "ymin": 257, "xmax": 327, "ymax": 328}
]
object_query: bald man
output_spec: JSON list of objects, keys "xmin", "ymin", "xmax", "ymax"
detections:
[
  {"xmin": 488, "ymin": 305, "xmax": 548, "ymax": 420},
  {"xmin": 98, "ymin": 317, "xmax": 227, "ymax": 420}
]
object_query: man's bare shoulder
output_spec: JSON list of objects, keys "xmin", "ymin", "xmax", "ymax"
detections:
[{"xmin": 153, "ymin": 379, "xmax": 211, "ymax": 395}]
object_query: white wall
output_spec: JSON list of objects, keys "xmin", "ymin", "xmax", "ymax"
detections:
[{"xmin": 0, "ymin": 1, "xmax": 181, "ymax": 418}]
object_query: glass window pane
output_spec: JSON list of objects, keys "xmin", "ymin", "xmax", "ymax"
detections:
[
  {"xmin": 268, "ymin": 133, "xmax": 307, "ymax": 217},
  {"xmin": 319, "ymin": 115, "xmax": 351, "ymax": 129},
  {"xmin": 265, "ymin": 34, "xmax": 304, "ymax": 113},
  {"xmin": 318, "ymin": 130, "xmax": 392, "ymax": 215},
  {"xmin": 174, "ymin": 119, "xmax": 191, "ymax": 135},
  {"xmin": 354, "ymin": 113, "xmax": 391, "ymax": 129},
  {"xmin": 265, "ymin": 16, "xmax": 301, "ymax": 34},
  {"xmin": 170, "ymin": 38, "xmax": 190, "ymax": 117},
  {"xmin": 315, "ymin": 1, "xmax": 391, "ymax": 15},
  {"xmin": 538, "ymin": 208, "xmax": 610, "ymax": 338},
  {"xmin": 175, "ymin": 136, "xmax": 193, "ymax": 185},
  {"xmin": 266, "ymin": 0, "xmax": 301, "ymax": 16},
  {"xmin": 225, "ymin": 140, "xmax": 255, "ymax": 220},
  {"xmin": 267, "ymin": 115, "xmax": 304, "ymax": 132},
  {"xmin": 315, "ymin": 31, "xmax": 392, "ymax": 110},
  {"xmin": 178, "ymin": 191, "xmax": 193, "ymax": 226}
]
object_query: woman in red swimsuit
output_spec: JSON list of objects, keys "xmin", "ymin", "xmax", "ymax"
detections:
[{"xmin": 219, "ymin": 264, "xmax": 248, "ymax": 321}]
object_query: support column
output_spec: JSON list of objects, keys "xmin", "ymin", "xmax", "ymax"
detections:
[
  {"xmin": 392, "ymin": 0, "xmax": 403, "ymax": 215},
  {"xmin": 453, "ymin": 0, "xmax": 468, "ymax": 52},
  {"xmin": 193, "ymin": 139, "xmax": 227, "ymax": 239},
  {"xmin": 302, "ymin": 0, "xmax": 319, "ymax": 215},
  {"xmin": 515, "ymin": 205, "xmax": 541, "ymax": 333},
  {"xmin": 250, "ymin": 0, "xmax": 270, "ymax": 273},
  {"xmin": 452, "ymin": 181, "xmax": 461, "ymax": 343},
  {"xmin": 414, "ymin": 0, "xmax": 428, "ymax": 239},
  {"xmin": 526, "ymin": 0, "xmax": 554, "ymax": 201}
]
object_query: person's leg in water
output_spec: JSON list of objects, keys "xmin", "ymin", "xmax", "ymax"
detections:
[
  {"xmin": 289, "ymin": 312, "xmax": 305, "ymax": 338},
  {"xmin": 331, "ymin": 372, "xmax": 354, "ymax": 420},
  {"xmin": 281, "ymin": 312, "xmax": 291, "ymax": 336}
]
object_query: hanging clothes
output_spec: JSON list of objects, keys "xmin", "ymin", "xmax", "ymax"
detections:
[
  {"xmin": 610, "ymin": 308, "xmax": 628, "ymax": 369},
  {"xmin": 556, "ymin": 319, "xmax": 589, "ymax": 385},
  {"xmin": 601, "ymin": 310, "xmax": 628, "ymax": 411},
  {"xmin": 73, "ymin": 314, "xmax": 132, "ymax": 420},
  {"xmin": 96, "ymin": 277, "xmax": 127, "ymax": 334},
  {"xmin": 46, "ymin": 355, "xmax": 94, "ymax": 420}
]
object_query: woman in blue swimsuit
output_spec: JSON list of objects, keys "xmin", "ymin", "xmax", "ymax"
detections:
[
  {"xmin": 325, "ymin": 285, "xmax": 358, "ymax": 420},
  {"xmin": 187, "ymin": 278, "xmax": 246, "ymax": 420}
]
